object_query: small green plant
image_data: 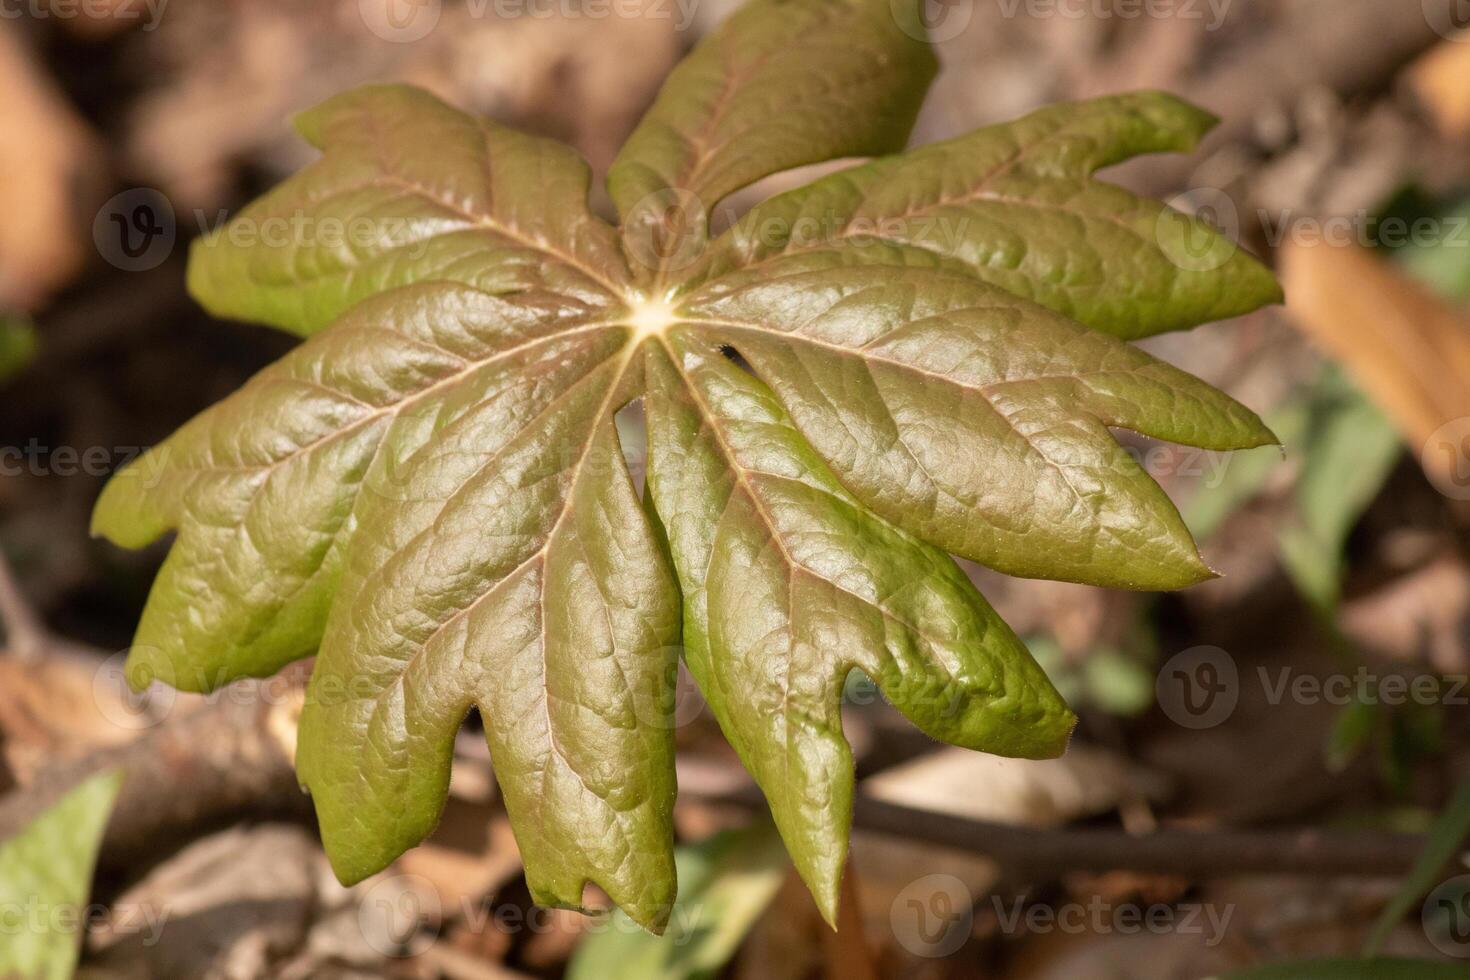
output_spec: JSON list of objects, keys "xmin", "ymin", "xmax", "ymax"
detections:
[
  {"xmin": 95, "ymin": 0, "xmax": 1279, "ymax": 930},
  {"xmin": 0, "ymin": 772, "xmax": 121, "ymax": 980}
]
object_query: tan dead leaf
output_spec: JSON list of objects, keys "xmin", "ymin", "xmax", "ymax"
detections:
[
  {"xmin": 864, "ymin": 745, "xmax": 1168, "ymax": 828},
  {"xmin": 0, "ymin": 28, "xmax": 101, "ymax": 310},
  {"xmin": 396, "ymin": 801, "xmax": 523, "ymax": 929},
  {"xmin": 0, "ymin": 649, "xmax": 161, "ymax": 782},
  {"xmin": 1341, "ymin": 552, "xmax": 1470, "ymax": 673},
  {"xmin": 1408, "ymin": 35, "xmax": 1470, "ymax": 139},
  {"xmin": 1280, "ymin": 239, "xmax": 1470, "ymax": 496}
]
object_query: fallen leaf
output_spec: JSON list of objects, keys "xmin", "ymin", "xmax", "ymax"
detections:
[{"xmin": 1280, "ymin": 239, "xmax": 1470, "ymax": 497}]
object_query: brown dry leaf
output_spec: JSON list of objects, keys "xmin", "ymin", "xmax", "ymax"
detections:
[
  {"xmin": 864, "ymin": 746, "xmax": 1168, "ymax": 828},
  {"xmin": 397, "ymin": 801, "xmax": 523, "ymax": 933},
  {"xmin": 1280, "ymin": 239, "xmax": 1470, "ymax": 494},
  {"xmin": 736, "ymin": 870, "xmax": 828, "ymax": 980},
  {"xmin": 823, "ymin": 868, "xmax": 878, "ymax": 980},
  {"xmin": 125, "ymin": 0, "xmax": 679, "ymax": 208},
  {"xmin": 1408, "ymin": 35, "xmax": 1470, "ymax": 139},
  {"xmin": 0, "ymin": 27, "xmax": 101, "ymax": 310},
  {"xmin": 83, "ymin": 824, "xmax": 328, "ymax": 978},
  {"xmin": 0, "ymin": 647, "xmax": 176, "ymax": 783}
]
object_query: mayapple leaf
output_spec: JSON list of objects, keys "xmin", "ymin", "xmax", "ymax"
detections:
[
  {"xmin": 644, "ymin": 332, "xmax": 1074, "ymax": 917},
  {"xmin": 691, "ymin": 92, "xmax": 1282, "ymax": 339},
  {"xmin": 187, "ymin": 84, "xmax": 630, "ymax": 337},
  {"xmin": 678, "ymin": 264, "xmax": 1275, "ymax": 589},
  {"xmin": 92, "ymin": 284, "xmax": 607, "ymax": 691},
  {"xmin": 607, "ymin": 0, "xmax": 935, "ymax": 230},
  {"xmin": 94, "ymin": 0, "xmax": 1280, "ymax": 932}
]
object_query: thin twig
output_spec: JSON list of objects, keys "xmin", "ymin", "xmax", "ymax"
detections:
[
  {"xmin": 0, "ymin": 666, "xmax": 310, "ymax": 870},
  {"xmin": 693, "ymin": 787, "xmax": 1430, "ymax": 881}
]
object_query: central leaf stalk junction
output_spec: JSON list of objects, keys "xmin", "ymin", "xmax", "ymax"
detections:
[{"xmin": 625, "ymin": 295, "xmax": 679, "ymax": 342}]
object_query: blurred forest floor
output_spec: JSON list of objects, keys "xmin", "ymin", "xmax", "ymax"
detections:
[{"xmin": 3, "ymin": 1, "xmax": 1470, "ymax": 977}]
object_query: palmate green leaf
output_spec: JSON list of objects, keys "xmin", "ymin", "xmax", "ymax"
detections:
[
  {"xmin": 607, "ymin": 0, "xmax": 935, "ymax": 231},
  {"xmin": 677, "ymin": 265, "xmax": 1273, "ymax": 589},
  {"xmin": 0, "ymin": 771, "xmax": 122, "ymax": 980},
  {"xmin": 689, "ymin": 92, "xmax": 1282, "ymax": 339},
  {"xmin": 186, "ymin": 84, "xmax": 630, "ymax": 337},
  {"xmin": 92, "ymin": 0, "xmax": 1280, "ymax": 934},
  {"xmin": 644, "ymin": 332, "xmax": 1073, "ymax": 910}
]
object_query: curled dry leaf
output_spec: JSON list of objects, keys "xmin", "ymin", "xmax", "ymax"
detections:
[
  {"xmin": 1279, "ymin": 239, "xmax": 1470, "ymax": 498},
  {"xmin": 0, "ymin": 28, "xmax": 101, "ymax": 310},
  {"xmin": 1408, "ymin": 35, "xmax": 1470, "ymax": 139}
]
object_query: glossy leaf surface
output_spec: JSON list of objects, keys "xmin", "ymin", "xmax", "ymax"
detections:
[{"xmin": 95, "ymin": 0, "xmax": 1279, "ymax": 932}]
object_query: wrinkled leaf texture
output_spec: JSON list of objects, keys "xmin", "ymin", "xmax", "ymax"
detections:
[{"xmin": 94, "ymin": 0, "xmax": 1280, "ymax": 932}]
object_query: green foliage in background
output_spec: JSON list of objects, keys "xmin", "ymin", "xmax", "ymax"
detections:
[
  {"xmin": 0, "ymin": 314, "xmax": 37, "ymax": 386},
  {"xmin": 567, "ymin": 823, "xmax": 787, "ymax": 980}
]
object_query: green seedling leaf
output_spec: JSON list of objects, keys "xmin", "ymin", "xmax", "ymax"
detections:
[
  {"xmin": 0, "ymin": 771, "xmax": 122, "ymax": 980},
  {"xmin": 0, "ymin": 315, "xmax": 36, "ymax": 386},
  {"xmin": 566, "ymin": 823, "xmax": 787, "ymax": 980},
  {"xmin": 1363, "ymin": 777, "xmax": 1470, "ymax": 957},
  {"xmin": 1185, "ymin": 366, "xmax": 1398, "ymax": 611},
  {"xmin": 93, "ymin": 0, "xmax": 1279, "ymax": 930},
  {"xmin": 1278, "ymin": 369, "xmax": 1400, "ymax": 611}
]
